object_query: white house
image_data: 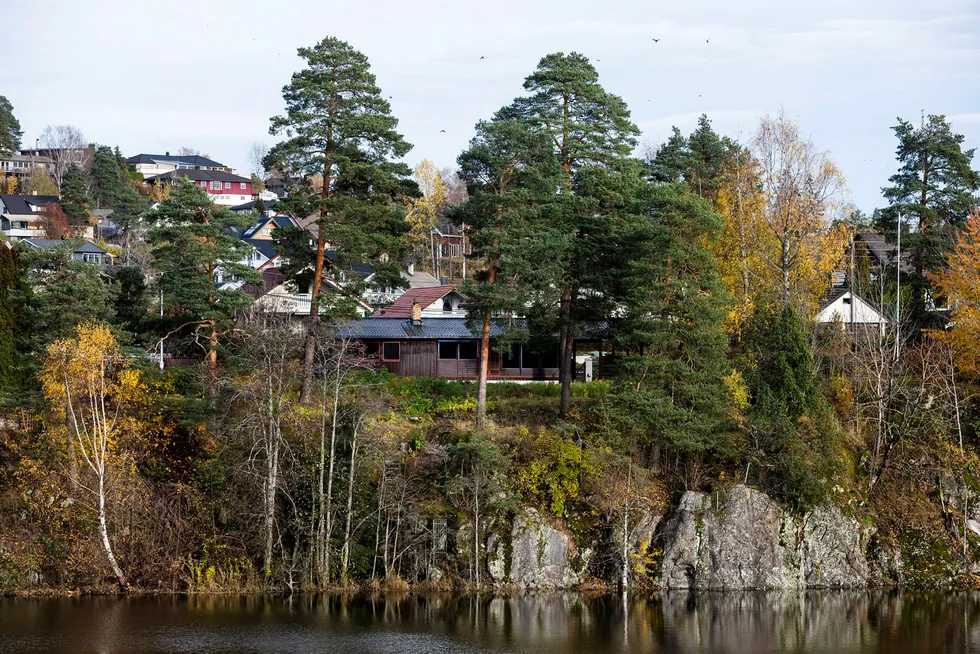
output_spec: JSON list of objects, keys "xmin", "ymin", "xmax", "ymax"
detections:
[
  {"xmin": 0, "ymin": 194, "xmax": 60, "ymax": 240},
  {"xmin": 126, "ymin": 153, "xmax": 233, "ymax": 178},
  {"xmin": 816, "ymin": 288, "xmax": 888, "ymax": 333}
]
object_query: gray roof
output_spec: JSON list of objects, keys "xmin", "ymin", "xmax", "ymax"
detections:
[
  {"xmin": 338, "ymin": 317, "xmax": 610, "ymax": 341},
  {"xmin": 127, "ymin": 153, "xmax": 226, "ymax": 167},
  {"xmin": 146, "ymin": 169, "xmax": 251, "ymax": 184},
  {"xmin": 23, "ymin": 239, "xmax": 108, "ymax": 254},
  {"xmin": 231, "ymin": 199, "xmax": 279, "ymax": 213},
  {"xmin": 0, "ymin": 194, "xmax": 60, "ymax": 215},
  {"xmin": 338, "ymin": 317, "xmax": 504, "ymax": 340}
]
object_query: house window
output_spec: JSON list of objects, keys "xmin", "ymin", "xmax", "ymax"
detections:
[
  {"xmin": 382, "ymin": 342, "xmax": 400, "ymax": 362},
  {"xmin": 458, "ymin": 342, "xmax": 477, "ymax": 360},
  {"xmin": 224, "ymin": 182, "xmax": 231, "ymax": 189},
  {"xmin": 503, "ymin": 343, "xmax": 521, "ymax": 369},
  {"xmin": 212, "ymin": 181, "xmax": 221, "ymax": 190},
  {"xmin": 240, "ymin": 182, "xmax": 247, "ymax": 189},
  {"xmin": 438, "ymin": 342, "xmax": 458, "ymax": 360},
  {"xmin": 262, "ymin": 228, "xmax": 272, "ymax": 236},
  {"xmin": 442, "ymin": 300, "xmax": 452, "ymax": 313},
  {"xmin": 364, "ymin": 342, "xmax": 380, "ymax": 359}
]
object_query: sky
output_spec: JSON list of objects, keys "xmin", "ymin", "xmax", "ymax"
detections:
[{"xmin": 4, "ymin": 0, "xmax": 979, "ymax": 213}]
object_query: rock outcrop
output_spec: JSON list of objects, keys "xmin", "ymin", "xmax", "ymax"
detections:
[
  {"xmin": 658, "ymin": 485, "xmax": 870, "ymax": 590},
  {"xmin": 488, "ymin": 509, "xmax": 591, "ymax": 589}
]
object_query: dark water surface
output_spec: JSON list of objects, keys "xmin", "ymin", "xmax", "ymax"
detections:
[{"xmin": 1, "ymin": 591, "xmax": 978, "ymax": 653}]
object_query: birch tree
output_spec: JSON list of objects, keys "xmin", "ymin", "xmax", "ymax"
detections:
[{"xmin": 39, "ymin": 323, "xmax": 146, "ymax": 588}]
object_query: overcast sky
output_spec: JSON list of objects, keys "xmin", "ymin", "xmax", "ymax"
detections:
[{"xmin": 5, "ymin": 0, "xmax": 979, "ymax": 212}]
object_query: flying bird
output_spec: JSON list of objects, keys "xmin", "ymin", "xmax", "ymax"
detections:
[
  {"xmin": 652, "ymin": 38, "xmax": 660, "ymax": 42},
  {"xmin": 480, "ymin": 56, "xmax": 485, "ymax": 60},
  {"xmin": 440, "ymin": 130, "xmax": 446, "ymax": 133},
  {"xmin": 705, "ymin": 38, "xmax": 710, "ymax": 43}
]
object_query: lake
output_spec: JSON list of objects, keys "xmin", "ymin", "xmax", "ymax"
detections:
[{"xmin": 0, "ymin": 591, "xmax": 976, "ymax": 653}]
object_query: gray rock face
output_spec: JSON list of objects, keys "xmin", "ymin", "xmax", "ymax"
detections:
[
  {"xmin": 488, "ymin": 509, "xmax": 591, "ymax": 589},
  {"xmin": 658, "ymin": 485, "xmax": 870, "ymax": 590}
]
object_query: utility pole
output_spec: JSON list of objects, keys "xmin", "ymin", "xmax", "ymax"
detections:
[
  {"xmin": 895, "ymin": 212, "xmax": 901, "ymax": 361},
  {"xmin": 158, "ymin": 287, "xmax": 165, "ymax": 370}
]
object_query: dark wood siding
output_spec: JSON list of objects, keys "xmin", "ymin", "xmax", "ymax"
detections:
[{"xmin": 382, "ymin": 340, "xmax": 437, "ymax": 377}]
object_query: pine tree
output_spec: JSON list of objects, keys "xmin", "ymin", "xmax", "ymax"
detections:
[
  {"xmin": 605, "ymin": 183, "xmax": 732, "ymax": 458},
  {"xmin": 147, "ymin": 179, "xmax": 260, "ymax": 367},
  {"xmin": 0, "ymin": 245, "xmax": 18, "ymax": 393},
  {"xmin": 266, "ymin": 35, "xmax": 414, "ymax": 402},
  {"xmin": 60, "ymin": 165, "xmax": 92, "ymax": 229},
  {"xmin": 878, "ymin": 114, "xmax": 980, "ymax": 330},
  {"xmin": 90, "ymin": 145, "xmax": 126, "ymax": 209},
  {"xmin": 0, "ymin": 96, "xmax": 21, "ymax": 155},
  {"xmin": 686, "ymin": 114, "xmax": 735, "ymax": 204},
  {"xmin": 456, "ymin": 113, "xmax": 564, "ymax": 427},
  {"xmin": 648, "ymin": 127, "xmax": 689, "ymax": 184},
  {"xmin": 507, "ymin": 52, "xmax": 640, "ymax": 417}
]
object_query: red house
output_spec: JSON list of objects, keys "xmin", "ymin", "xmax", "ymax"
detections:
[{"xmin": 145, "ymin": 169, "xmax": 253, "ymax": 206}]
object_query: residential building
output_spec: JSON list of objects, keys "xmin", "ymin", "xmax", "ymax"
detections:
[
  {"xmin": 19, "ymin": 238, "xmax": 112, "ymax": 265},
  {"xmin": 244, "ymin": 268, "xmax": 373, "ymax": 318},
  {"xmin": 145, "ymin": 170, "xmax": 253, "ymax": 206},
  {"xmin": 430, "ymin": 224, "xmax": 470, "ymax": 283},
  {"xmin": 126, "ymin": 153, "xmax": 233, "ymax": 178},
  {"xmin": 363, "ymin": 263, "xmax": 442, "ymax": 307},
  {"xmin": 0, "ymin": 153, "xmax": 54, "ymax": 184},
  {"xmin": 0, "ymin": 194, "xmax": 60, "ymax": 240},
  {"xmin": 371, "ymin": 285, "xmax": 467, "ymax": 318},
  {"xmin": 236, "ymin": 214, "xmax": 299, "ymax": 271}
]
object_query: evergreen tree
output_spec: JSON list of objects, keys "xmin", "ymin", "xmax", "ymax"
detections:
[
  {"xmin": 456, "ymin": 113, "xmax": 564, "ymax": 426},
  {"xmin": 686, "ymin": 114, "xmax": 735, "ymax": 204},
  {"xmin": 147, "ymin": 179, "xmax": 260, "ymax": 367},
  {"xmin": 877, "ymin": 114, "xmax": 980, "ymax": 330},
  {"xmin": 0, "ymin": 96, "xmax": 21, "ymax": 155},
  {"xmin": 90, "ymin": 145, "xmax": 126, "ymax": 209},
  {"xmin": 60, "ymin": 165, "xmax": 91, "ymax": 229},
  {"xmin": 604, "ymin": 183, "xmax": 732, "ymax": 458},
  {"xmin": 0, "ymin": 245, "xmax": 18, "ymax": 393},
  {"xmin": 507, "ymin": 52, "xmax": 640, "ymax": 417},
  {"xmin": 648, "ymin": 127, "xmax": 689, "ymax": 184},
  {"xmin": 111, "ymin": 266, "xmax": 151, "ymax": 345},
  {"xmin": 266, "ymin": 35, "xmax": 414, "ymax": 402}
]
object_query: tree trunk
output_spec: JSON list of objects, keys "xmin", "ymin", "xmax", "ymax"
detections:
[
  {"xmin": 98, "ymin": 474, "xmax": 126, "ymax": 588},
  {"xmin": 300, "ymin": 229, "xmax": 327, "ymax": 403},
  {"xmin": 473, "ymin": 472, "xmax": 480, "ymax": 589},
  {"xmin": 781, "ymin": 239, "xmax": 791, "ymax": 307},
  {"xmin": 340, "ymin": 419, "xmax": 359, "ymax": 584},
  {"xmin": 559, "ymin": 286, "xmax": 573, "ymax": 417},
  {"xmin": 476, "ymin": 308, "xmax": 492, "ymax": 429},
  {"xmin": 263, "ymin": 413, "xmax": 281, "ymax": 577},
  {"xmin": 322, "ymin": 353, "xmax": 342, "ymax": 585}
]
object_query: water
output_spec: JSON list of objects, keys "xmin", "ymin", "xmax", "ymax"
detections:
[{"xmin": 0, "ymin": 591, "xmax": 977, "ymax": 653}]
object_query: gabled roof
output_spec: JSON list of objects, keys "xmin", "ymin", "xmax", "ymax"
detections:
[
  {"xmin": 22, "ymin": 238, "xmax": 108, "ymax": 254},
  {"xmin": 338, "ymin": 317, "xmax": 503, "ymax": 340},
  {"xmin": 0, "ymin": 194, "xmax": 60, "ymax": 215},
  {"xmin": 241, "ymin": 215, "xmax": 297, "ymax": 239},
  {"xmin": 127, "ymin": 153, "xmax": 226, "ymax": 167},
  {"xmin": 855, "ymin": 232, "xmax": 912, "ymax": 273},
  {"xmin": 146, "ymin": 169, "xmax": 251, "ymax": 184},
  {"xmin": 817, "ymin": 285, "xmax": 888, "ymax": 324},
  {"xmin": 372, "ymin": 285, "xmax": 460, "ymax": 318},
  {"xmin": 230, "ymin": 199, "xmax": 280, "ymax": 213}
]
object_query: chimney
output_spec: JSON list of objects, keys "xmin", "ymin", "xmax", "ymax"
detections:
[
  {"xmin": 165, "ymin": 151, "xmax": 170, "ymax": 156},
  {"xmin": 411, "ymin": 298, "xmax": 422, "ymax": 326},
  {"xmin": 440, "ymin": 276, "xmax": 449, "ymax": 285},
  {"xmin": 407, "ymin": 262, "xmax": 415, "ymax": 276}
]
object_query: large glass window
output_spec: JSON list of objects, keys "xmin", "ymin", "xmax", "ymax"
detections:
[
  {"xmin": 439, "ymin": 342, "xmax": 457, "ymax": 360},
  {"xmin": 502, "ymin": 343, "xmax": 521, "ymax": 368},
  {"xmin": 382, "ymin": 342, "xmax": 400, "ymax": 362},
  {"xmin": 458, "ymin": 342, "xmax": 477, "ymax": 360}
]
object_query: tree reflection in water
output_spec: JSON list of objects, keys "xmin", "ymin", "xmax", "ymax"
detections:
[{"xmin": 0, "ymin": 591, "xmax": 977, "ymax": 653}]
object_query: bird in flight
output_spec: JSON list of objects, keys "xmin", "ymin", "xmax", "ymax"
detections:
[
  {"xmin": 480, "ymin": 56, "xmax": 484, "ymax": 60},
  {"xmin": 652, "ymin": 38, "xmax": 660, "ymax": 42},
  {"xmin": 706, "ymin": 38, "xmax": 711, "ymax": 43},
  {"xmin": 440, "ymin": 130, "xmax": 446, "ymax": 133}
]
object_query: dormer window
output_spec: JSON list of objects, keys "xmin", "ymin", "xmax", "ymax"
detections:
[{"xmin": 443, "ymin": 300, "xmax": 452, "ymax": 313}]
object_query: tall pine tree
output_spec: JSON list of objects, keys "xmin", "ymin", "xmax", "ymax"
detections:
[
  {"xmin": 456, "ymin": 113, "xmax": 564, "ymax": 426},
  {"xmin": 878, "ymin": 114, "xmax": 980, "ymax": 330},
  {"xmin": 266, "ymin": 36, "xmax": 414, "ymax": 402},
  {"xmin": 0, "ymin": 96, "xmax": 21, "ymax": 155},
  {"xmin": 60, "ymin": 165, "xmax": 92, "ymax": 231},
  {"xmin": 507, "ymin": 52, "xmax": 639, "ymax": 416}
]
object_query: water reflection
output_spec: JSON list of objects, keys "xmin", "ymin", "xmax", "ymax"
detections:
[{"xmin": 0, "ymin": 591, "xmax": 978, "ymax": 653}]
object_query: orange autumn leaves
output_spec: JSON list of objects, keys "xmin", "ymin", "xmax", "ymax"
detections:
[{"xmin": 931, "ymin": 208, "xmax": 980, "ymax": 375}]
